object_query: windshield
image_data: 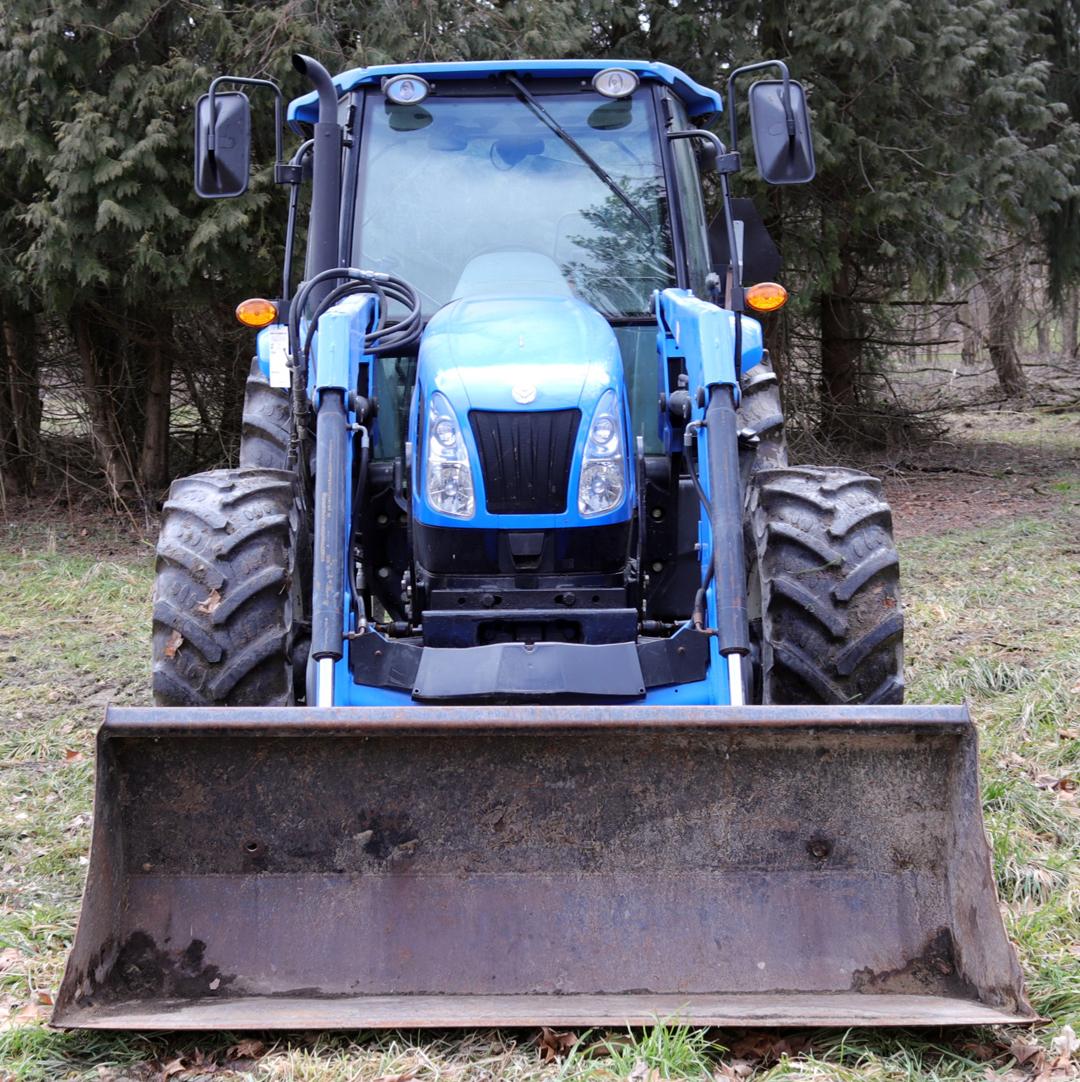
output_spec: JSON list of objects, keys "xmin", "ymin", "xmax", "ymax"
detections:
[{"xmin": 352, "ymin": 88, "xmax": 675, "ymax": 319}]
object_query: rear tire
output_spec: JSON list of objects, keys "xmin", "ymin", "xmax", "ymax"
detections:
[
  {"xmin": 239, "ymin": 358, "xmax": 291, "ymax": 470},
  {"xmin": 737, "ymin": 352, "xmax": 787, "ymax": 475},
  {"xmin": 746, "ymin": 466, "xmax": 904, "ymax": 705},
  {"xmin": 152, "ymin": 468, "xmax": 305, "ymax": 706}
]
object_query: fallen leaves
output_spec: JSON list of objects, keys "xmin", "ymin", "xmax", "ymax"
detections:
[
  {"xmin": 1007, "ymin": 1026, "xmax": 1079, "ymax": 1081},
  {"xmin": 2, "ymin": 990, "xmax": 52, "ymax": 1029},
  {"xmin": 195, "ymin": 588, "xmax": 222, "ymax": 616},
  {"xmin": 160, "ymin": 1056, "xmax": 190, "ymax": 1080},
  {"xmin": 1011, "ymin": 1036, "xmax": 1045, "ymax": 1067},
  {"xmin": 163, "ymin": 629, "xmax": 183, "ymax": 657},
  {"xmin": 1032, "ymin": 774, "xmax": 1078, "ymax": 801},
  {"xmin": 5, "ymin": 1001, "xmax": 48, "ymax": 1027},
  {"xmin": 538, "ymin": 1026, "xmax": 578, "ymax": 1062},
  {"xmin": 153, "ymin": 1040, "xmax": 273, "ymax": 1078},
  {"xmin": 713, "ymin": 1059, "xmax": 755, "ymax": 1079},
  {"xmin": 962, "ymin": 1039, "xmax": 1004, "ymax": 1061},
  {"xmin": 0, "ymin": 948, "xmax": 23, "ymax": 973},
  {"xmin": 224, "ymin": 1038, "xmax": 266, "ymax": 1061},
  {"xmin": 728, "ymin": 1031, "xmax": 810, "ymax": 1064}
]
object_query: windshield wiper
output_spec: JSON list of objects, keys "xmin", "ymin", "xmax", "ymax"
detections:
[{"xmin": 505, "ymin": 74, "xmax": 653, "ymax": 234}]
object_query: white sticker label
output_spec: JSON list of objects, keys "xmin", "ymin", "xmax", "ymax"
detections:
[{"xmin": 265, "ymin": 326, "xmax": 291, "ymax": 389}]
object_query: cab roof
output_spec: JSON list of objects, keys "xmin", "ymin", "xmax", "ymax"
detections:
[{"xmin": 287, "ymin": 59, "xmax": 723, "ymax": 126}]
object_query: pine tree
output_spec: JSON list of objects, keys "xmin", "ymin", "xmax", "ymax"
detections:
[{"xmin": 741, "ymin": 0, "xmax": 1080, "ymax": 421}]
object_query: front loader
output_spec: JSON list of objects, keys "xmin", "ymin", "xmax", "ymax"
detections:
[{"xmin": 55, "ymin": 56, "xmax": 1033, "ymax": 1029}]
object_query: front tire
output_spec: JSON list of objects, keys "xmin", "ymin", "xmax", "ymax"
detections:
[
  {"xmin": 737, "ymin": 352, "xmax": 787, "ymax": 475},
  {"xmin": 746, "ymin": 466, "xmax": 904, "ymax": 705},
  {"xmin": 152, "ymin": 468, "xmax": 305, "ymax": 706},
  {"xmin": 239, "ymin": 358, "xmax": 291, "ymax": 470}
]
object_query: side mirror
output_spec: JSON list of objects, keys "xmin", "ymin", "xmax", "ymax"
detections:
[
  {"xmin": 747, "ymin": 79, "xmax": 815, "ymax": 185},
  {"xmin": 194, "ymin": 90, "xmax": 252, "ymax": 198}
]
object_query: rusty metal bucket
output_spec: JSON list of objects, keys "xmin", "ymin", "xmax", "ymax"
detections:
[{"xmin": 54, "ymin": 704, "xmax": 1033, "ymax": 1030}]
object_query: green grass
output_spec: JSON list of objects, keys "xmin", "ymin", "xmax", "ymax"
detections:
[
  {"xmin": 1, "ymin": 414, "xmax": 1078, "ymax": 1080},
  {"xmin": 898, "ymin": 506, "xmax": 1080, "ymax": 1037}
]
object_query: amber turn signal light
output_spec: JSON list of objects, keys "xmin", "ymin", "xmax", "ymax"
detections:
[
  {"xmin": 745, "ymin": 282, "xmax": 788, "ymax": 314},
  {"xmin": 235, "ymin": 298, "xmax": 278, "ymax": 328}
]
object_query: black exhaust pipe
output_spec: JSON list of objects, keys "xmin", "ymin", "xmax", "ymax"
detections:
[{"xmin": 292, "ymin": 54, "xmax": 341, "ymax": 308}]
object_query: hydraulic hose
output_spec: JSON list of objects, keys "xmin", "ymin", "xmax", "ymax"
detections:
[
  {"xmin": 284, "ymin": 267, "xmax": 422, "ymax": 483},
  {"xmin": 288, "ymin": 267, "xmax": 422, "ymax": 364}
]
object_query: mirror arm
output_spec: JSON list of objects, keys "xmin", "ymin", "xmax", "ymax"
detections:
[
  {"xmin": 282, "ymin": 140, "xmax": 315, "ymax": 302},
  {"xmin": 725, "ymin": 60, "xmax": 794, "ymax": 152},
  {"xmin": 669, "ymin": 129, "xmax": 739, "ymax": 174},
  {"xmin": 207, "ymin": 75, "xmax": 285, "ymax": 165}
]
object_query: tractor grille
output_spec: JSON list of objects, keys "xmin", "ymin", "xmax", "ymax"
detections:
[{"xmin": 469, "ymin": 409, "xmax": 581, "ymax": 515}]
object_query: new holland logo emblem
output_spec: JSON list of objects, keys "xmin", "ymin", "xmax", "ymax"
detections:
[{"xmin": 512, "ymin": 383, "xmax": 537, "ymax": 404}]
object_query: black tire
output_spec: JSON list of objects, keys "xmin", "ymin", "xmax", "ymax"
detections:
[
  {"xmin": 152, "ymin": 468, "xmax": 304, "ymax": 706},
  {"xmin": 746, "ymin": 465, "xmax": 904, "ymax": 705},
  {"xmin": 737, "ymin": 352, "xmax": 787, "ymax": 474},
  {"xmin": 239, "ymin": 357, "xmax": 291, "ymax": 470}
]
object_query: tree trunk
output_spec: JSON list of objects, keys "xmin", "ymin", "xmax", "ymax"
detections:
[
  {"xmin": 139, "ymin": 321, "xmax": 173, "ymax": 491},
  {"xmin": 1063, "ymin": 288, "xmax": 1078, "ymax": 360},
  {"xmin": 217, "ymin": 330, "xmax": 249, "ymax": 461},
  {"xmin": 1035, "ymin": 317, "xmax": 1049, "ymax": 357},
  {"xmin": 73, "ymin": 310, "xmax": 140, "ymax": 502},
  {"xmin": 985, "ymin": 269, "xmax": 1027, "ymax": 397},
  {"xmin": 819, "ymin": 264, "xmax": 861, "ymax": 436},
  {"xmin": 0, "ymin": 311, "xmax": 41, "ymax": 496},
  {"xmin": 0, "ymin": 324, "xmax": 17, "ymax": 506},
  {"xmin": 763, "ymin": 314, "xmax": 787, "ymax": 385}
]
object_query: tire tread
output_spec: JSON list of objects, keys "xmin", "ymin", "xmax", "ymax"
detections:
[
  {"xmin": 748, "ymin": 465, "xmax": 904, "ymax": 705},
  {"xmin": 737, "ymin": 354, "xmax": 788, "ymax": 474},
  {"xmin": 152, "ymin": 467, "xmax": 299, "ymax": 706},
  {"xmin": 239, "ymin": 358, "xmax": 291, "ymax": 470}
]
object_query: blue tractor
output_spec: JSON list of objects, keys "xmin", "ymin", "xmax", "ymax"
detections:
[{"xmin": 55, "ymin": 56, "xmax": 1031, "ymax": 1031}]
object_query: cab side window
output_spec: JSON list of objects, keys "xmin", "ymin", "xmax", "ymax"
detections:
[{"xmin": 667, "ymin": 97, "xmax": 712, "ymax": 300}]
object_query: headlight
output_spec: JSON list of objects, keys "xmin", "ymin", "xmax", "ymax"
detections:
[
  {"xmin": 425, "ymin": 392, "xmax": 475, "ymax": 518},
  {"xmin": 578, "ymin": 389, "xmax": 625, "ymax": 517}
]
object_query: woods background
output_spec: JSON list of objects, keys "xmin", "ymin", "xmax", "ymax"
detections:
[{"xmin": 1, "ymin": 0, "xmax": 1078, "ymax": 506}]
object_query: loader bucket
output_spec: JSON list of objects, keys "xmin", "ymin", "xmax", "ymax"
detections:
[{"xmin": 54, "ymin": 704, "xmax": 1033, "ymax": 1030}]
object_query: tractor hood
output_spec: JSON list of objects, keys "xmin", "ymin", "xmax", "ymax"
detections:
[{"xmin": 418, "ymin": 289, "xmax": 623, "ymax": 414}]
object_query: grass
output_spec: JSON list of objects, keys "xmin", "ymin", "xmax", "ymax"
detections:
[{"xmin": 0, "ymin": 411, "xmax": 1078, "ymax": 1080}]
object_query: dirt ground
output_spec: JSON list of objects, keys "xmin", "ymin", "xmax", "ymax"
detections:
[{"xmin": 873, "ymin": 411, "xmax": 1080, "ymax": 539}]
